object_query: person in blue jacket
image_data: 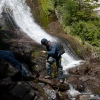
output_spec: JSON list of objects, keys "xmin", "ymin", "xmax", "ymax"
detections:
[
  {"xmin": 41, "ymin": 38, "xmax": 64, "ymax": 83},
  {"xmin": 0, "ymin": 50, "xmax": 21, "ymax": 71},
  {"xmin": 0, "ymin": 50, "xmax": 31, "ymax": 84}
]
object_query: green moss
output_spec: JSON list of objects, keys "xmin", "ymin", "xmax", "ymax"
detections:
[
  {"xmin": 31, "ymin": 51, "xmax": 39, "ymax": 58},
  {"xmin": 51, "ymin": 62, "xmax": 58, "ymax": 78},
  {"xmin": 57, "ymin": 91, "xmax": 63, "ymax": 99},
  {"xmin": 97, "ymin": 54, "xmax": 100, "ymax": 61},
  {"xmin": 33, "ymin": 0, "xmax": 55, "ymax": 28},
  {"xmin": 40, "ymin": 0, "xmax": 54, "ymax": 16}
]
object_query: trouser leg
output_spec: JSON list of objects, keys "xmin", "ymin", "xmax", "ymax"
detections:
[
  {"xmin": 46, "ymin": 57, "xmax": 55, "ymax": 76},
  {"xmin": 56, "ymin": 58, "xmax": 64, "ymax": 79},
  {"xmin": 5, "ymin": 55, "xmax": 21, "ymax": 70},
  {"xmin": 1, "ymin": 51, "xmax": 21, "ymax": 71}
]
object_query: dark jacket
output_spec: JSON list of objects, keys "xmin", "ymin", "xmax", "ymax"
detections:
[
  {"xmin": 45, "ymin": 42, "xmax": 61, "ymax": 59},
  {"xmin": 0, "ymin": 50, "xmax": 20, "ymax": 70}
]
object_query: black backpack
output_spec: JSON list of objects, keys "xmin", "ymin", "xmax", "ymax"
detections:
[{"xmin": 55, "ymin": 42, "xmax": 65, "ymax": 55}]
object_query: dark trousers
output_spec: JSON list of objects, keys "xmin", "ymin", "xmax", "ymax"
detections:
[
  {"xmin": 0, "ymin": 50, "xmax": 20, "ymax": 70},
  {"xmin": 46, "ymin": 56, "xmax": 63, "ymax": 79}
]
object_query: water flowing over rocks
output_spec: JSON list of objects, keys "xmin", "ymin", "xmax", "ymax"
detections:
[
  {"xmin": 0, "ymin": 2, "xmax": 100, "ymax": 100},
  {"xmin": 0, "ymin": 22, "xmax": 100, "ymax": 100},
  {"xmin": 0, "ymin": 27, "xmax": 70, "ymax": 100},
  {"xmin": 66, "ymin": 60, "xmax": 100, "ymax": 98}
]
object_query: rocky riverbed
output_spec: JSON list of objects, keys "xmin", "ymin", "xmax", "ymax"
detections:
[
  {"xmin": 0, "ymin": 4, "xmax": 100, "ymax": 98},
  {"xmin": 0, "ymin": 18, "xmax": 100, "ymax": 100}
]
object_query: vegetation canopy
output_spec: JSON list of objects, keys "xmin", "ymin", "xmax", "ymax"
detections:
[{"xmin": 40, "ymin": 0, "xmax": 100, "ymax": 53}]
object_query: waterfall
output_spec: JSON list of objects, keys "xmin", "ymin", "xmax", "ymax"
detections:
[{"xmin": 0, "ymin": 0, "xmax": 84, "ymax": 72}]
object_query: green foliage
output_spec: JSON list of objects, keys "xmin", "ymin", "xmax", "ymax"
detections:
[
  {"xmin": 55, "ymin": 0, "xmax": 98, "ymax": 25},
  {"xmin": 63, "ymin": 26, "xmax": 71, "ymax": 34},
  {"xmin": 97, "ymin": 54, "xmax": 100, "ymax": 61},
  {"xmin": 91, "ymin": 40, "xmax": 100, "ymax": 47},
  {"xmin": 71, "ymin": 20, "xmax": 100, "ymax": 47},
  {"xmin": 40, "ymin": 0, "xmax": 100, "ymax": 49},
  {"xmin": 40, "ymin": 0, "xmax": 54, "ymax": 16},
  {"xmin": 55, "ymin": 0, "xmax": 78, "ymax": 25}
]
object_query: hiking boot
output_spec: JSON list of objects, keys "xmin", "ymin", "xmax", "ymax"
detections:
[
  {"xmin": 44, "ymin": 75, "xmax": 51, "ymax": 79},
  {"xmin": 60, "ymin": 79, "xmax": 63, "ymax": 84}
]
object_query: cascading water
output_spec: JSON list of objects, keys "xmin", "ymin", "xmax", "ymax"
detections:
[
  {"xmin": 1, "ymin": 0, "xmax": 100, "ymax": 99},
  {"xmin": 0, "ymin": 0, "xmax": 84, "ymax": 72}
]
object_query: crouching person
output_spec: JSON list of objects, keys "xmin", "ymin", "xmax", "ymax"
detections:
[
  {"xmin": 41, "ymin": 38, "xmax": 64, "ymax": 83},
  {"xmin": 0, "ymin": 50, "xmax": 21, "ymax": 71}
]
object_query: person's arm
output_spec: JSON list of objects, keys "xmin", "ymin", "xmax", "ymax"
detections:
[
  {"xmin": 41, "ymin": 44, "xmax": 56, "ymax": 54},
  {"xmin": 46, "ymin": 47, "xmax": 56, "ymax": 55},
  {"xmin": 46, "ymin": 44, "xmax": 56, "ymax": 56}
]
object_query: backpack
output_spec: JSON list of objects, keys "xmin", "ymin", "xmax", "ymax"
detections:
[{"xmin": 55, "ymin": 42, "xmax": 65, "ymax": 55}]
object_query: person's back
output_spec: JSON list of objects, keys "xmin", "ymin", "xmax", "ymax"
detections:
[
  {"xmin": 46, "ymin": 42, "xmax": 61, "ymax": 59},
  {"xmin": 54, "ymin": 42, "xmax": 65, "ymax": 55}
]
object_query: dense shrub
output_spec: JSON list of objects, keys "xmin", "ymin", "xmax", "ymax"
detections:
[
  {"xmin": 40, "ymin": 0, "xmax": 100, "ymax": 49},
  {"xmin": 71, "ymin": 20, "xmax": 100, "ymax": 47}
]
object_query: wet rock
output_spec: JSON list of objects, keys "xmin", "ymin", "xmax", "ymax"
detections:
[
  {"xmin": 1, "ymin": 82, "xmax": 36, "ymax": 100},
  {"xmin": 0, "ymin": 81, "xmax": 45, "ymax": 100},
  {"xmin": 0, "ymin": 29, "xmax": 47, "ymax": 100},
  {"xmin": 85, "ymin": 79, "xmax": 100, "ymax": 96},
  {"xmin": 68, "ymin": 67, "xmax": 78, "ymax": 75},
  {"xmin": 10, "ymin": 82, "xmax": 33, "ymax": 98},
  {"xmin": 0, "ymin": 60, "xmax": 19, "ymax": 79},
  {"xmin": 79, "ymin": 75, "xmax": 96, "ymax": 82},
  {"xmin": 62, "ymin": 92, "xmax": 71, "ymax": 100},
  {"xmin": 66, "ymin": 75, "xmax": 85, "ymax": 92},
  {"xmin": 38, "ymin": 78, "xmax": 69, "ymax": 91},
  {"xmin": 43, "ymin": 88, "xmax": 56, "ymax": 100},
  {"xmin": 0, "ymin": 77, "xmax": 12, "ymax": 86},
  {"xmin": 68, "ymin": 62, "xmax": 91, "ymax": 76},
  {"xmin": 75, "ymin": 94, "xmax": 90, "ymax": 100}
]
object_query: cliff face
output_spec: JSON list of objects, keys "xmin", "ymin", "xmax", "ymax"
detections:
[{"xmin": 0, "ymin": 28, "xmax": 46, "ymax": 100}]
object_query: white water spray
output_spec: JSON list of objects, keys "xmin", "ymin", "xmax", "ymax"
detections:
[
  {"xmin": 0, "ymin": 0, "xmax": 84, "ymax": 71},
  {"xmin": 67, "ymin": 84, "xmax": 81, "ymax": 98}
]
